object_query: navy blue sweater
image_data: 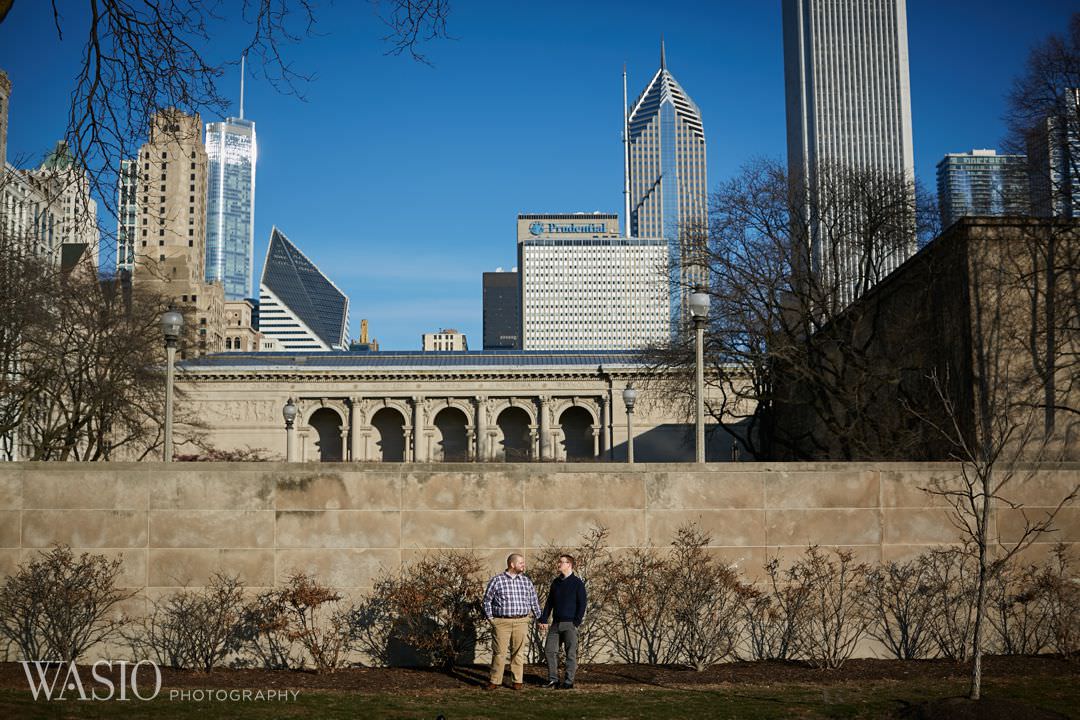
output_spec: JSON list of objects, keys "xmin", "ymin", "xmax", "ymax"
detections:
[{"xmin": 539, "ymin": 572, "xmax": 587, "ymax": 626}]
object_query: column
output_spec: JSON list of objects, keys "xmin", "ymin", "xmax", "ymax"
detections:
[
  {"xmin": 591, "ymin": 427, "xmax": 600, "ymax": 458},
  {"xmin": 349, "ymin": 397, "xmax": 364, "ymax": 462},
  {"xmin": 600, "ymin": 397, "xmax": 610, "ymax": 459},
  {"xmin": 475, "ymin": 396, "xmax": 488, "ymax": 462},
  {"xmin": 403, "ymin": 426, "xmax": 413, "ymax": 462},
  {"xmin": 413, "ymin": 396, "xmax": 427, "ymax": 462},
  {"xmin": 538, "ymin": 396, "xmax": 550, "ymax": 461}
]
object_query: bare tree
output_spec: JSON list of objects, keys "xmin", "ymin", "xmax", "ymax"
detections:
[
  {"xmin": 911, "ymin": 219, "xmax": 1079, "ymax": 699},
  {"xmin": 643, "ymin": 158, "xmax": 938, "ymax": 460}
]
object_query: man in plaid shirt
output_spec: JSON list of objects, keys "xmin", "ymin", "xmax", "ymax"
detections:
[{"xmin": 482, "ymin": 553, "xmax": 545, "ymax": 690}]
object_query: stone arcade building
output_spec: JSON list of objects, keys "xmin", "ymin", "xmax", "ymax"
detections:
[{"xmin": 178, "ymin": 351, "xmax": 729, "ymax": 463}]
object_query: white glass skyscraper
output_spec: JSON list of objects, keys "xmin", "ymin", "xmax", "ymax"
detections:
[
  {"xmin": 205, "ymin": 115, "xmax": 256, "ymax": 300},
  {"xmin": 937, "ymin": 150, "xmax": 1029, "ymax": 228},
  {"xmin": 626, "ymin": 43, "xmax": 707, "ymax": 322},
  {"xmin": 783, "ymin": 0, "xmax": 916, "ymax": 304}
]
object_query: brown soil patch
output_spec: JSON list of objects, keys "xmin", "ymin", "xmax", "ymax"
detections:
[{"xmin": 1, "ymin": 655, "xmax": 1075, "ymax": 693}]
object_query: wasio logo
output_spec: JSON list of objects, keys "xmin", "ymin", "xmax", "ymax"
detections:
[{"xmin": 21, "ymin": 659, "xmax": 162, "ymax": 701}]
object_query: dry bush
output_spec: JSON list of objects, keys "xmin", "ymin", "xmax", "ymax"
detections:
[
  {"xmin": 922, "ymin": 546, "xmax": 980, "ymax": 661},
  {"xmin": 1038, "ymin": 544, "xmax": 1080, "ymax": 658},
  {"xmin": 598, "ymin": 547, "xmax": 680, "ymax": 664},
  {"xmin": 233, "ymin": 589, "xmax": 304, "ymax": 670},
  {"xmin": 0, "ymin": 546, "xmax": 134, "ymax": 662},
  {"xmin": 529, "ymin": 525, "xmax": 611, "ymax": 664},
  {"xmin": 667, "ymin": 524, "xmax": 749, "ymax": 671},
  {"xmin": 353, "ymin": 550, "xmax": 489, "ymax": 668},
  {"xmin": 790, "ymin": 546, "xmax": 872, "ymax": 669},
  {"xmin": 124, "ymin": 573, "xmax": 244, "ymax": 670},
  {"xmin": 987, "ymin": 560, "xmax": 1054, "ymax": 656},
  {"xmin": 275, "ymin": 573, "xmax": 354, "ymax": 673},
  {"xmin": 866, "ymin": 558, "xmax": 936, "ymax": 659},
  {"xmin": 739, "ymin": 557, "xmax": 810, "ymax": 661}
]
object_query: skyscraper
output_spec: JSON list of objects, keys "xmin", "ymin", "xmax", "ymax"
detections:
[
  {"xmin": 626, "ymin": 43, "xmax": 707, "ymax": 321},
  {"xmin": 130, "ymin": 109, "xmax": 225, "ymax": 356},
  {"xmin": 1027, "ymin": 87, "xmax": 1080, "ymax": 219},
  {"xmin": 517, "ymin": 214, "xmax": 669, "ymax": 351},
  {"xmin": 116, "ymin": 158, "xmax": 138, "ymax": 274},
  {"xmin": 258, "ymin": 227, "xmax": 350, "ymax": 351},
  {"xmin": 937, "ymin": 150, "xmax": 1029, "ymax": 228},
  {"xmin": 482, "ymin": 269, "xmax": 520, "ymax": 350},
  {"xmin": 205, "ymin": 69, "xmax": 257, "ymax": 300},
  {"xmin": 783, "ymin": 0, "xmax": 916, "ymax": 303}
]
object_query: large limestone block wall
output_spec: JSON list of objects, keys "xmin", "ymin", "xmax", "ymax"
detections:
[{"xmin": 0, "ymin": 462, "xmax": 1076, "ymax": 594}]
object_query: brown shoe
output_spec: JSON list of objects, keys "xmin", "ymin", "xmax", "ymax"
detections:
[
  {"xmin": 483, "ymin": 683, "xmax": 499, "ymax": 691},
  {"xmin": 512, "ymin": 683, "xmax": 524, "ymax": 691}
]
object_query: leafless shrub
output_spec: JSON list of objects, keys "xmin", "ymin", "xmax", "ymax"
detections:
[
  {"xmin": 987, "ymin": 560, "xmax": 1053, "ymax": 655},
  {"xmin": 275, "ymin": 573, "xmax": 354, "ymax": 673},
  {"xmin": 1039, "ymin": 544, "xmax": 1080, "ymax": 659},
  {"xmin": 598, "ymin": 547, "xmax": 680, "ymax": 665},
  {"xmin": 790, "ymin": 546, "xmax": 872, "ymax": 670},
  {"xmin": 233, "ymin": 589, "xmax": 304, "ymax": 670},
  {"xmin": 124, "ymin": 573, "xmax": 245, "ymax": 670},
  {"xmin": 529, "ymin": 525, "xmax": 611, "ymax": 664},
  {"xmin": 739, "ymin": 557, "xmax": 810, "ymax": 661},
  {"xmin": 866, "ymin": 557, "xmax": 936, "ymax": 659},
  {"xmin": 667, "ymin": 524, "xmax": 748, "ymax": 671},
  {"xmin": 0, "ymin": 546, "xmax": 134, "ymax": 662},
  {"xmin": 923, "ymin": 546, "xmax": 980, "ymax": 661},
  {"xmin": 174, "ymin": 446, "xmax": 277, "ymax": 462},
  {"xmin": 352, "ymin": 550, "xmax": 489, "ymax": 669}
]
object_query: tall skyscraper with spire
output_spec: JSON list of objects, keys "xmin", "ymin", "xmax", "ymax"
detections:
[
  {"xmin": 625, "ymin": 41, "xmax": 708, "ymax": 324},
  {"xmin": 205, "ymin": 59, "xmax": 257, "ymax": 300},
  {"xmin": 783, "ymin": 0, "xmax": 916, "ymax": 305}
]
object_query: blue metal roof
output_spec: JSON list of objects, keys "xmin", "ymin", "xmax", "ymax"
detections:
[{"xmin": 181, "ymin": 349, "xmax": 647, "ymax": 370}]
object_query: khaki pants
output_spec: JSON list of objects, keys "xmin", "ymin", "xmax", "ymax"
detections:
[{"xmin": 488, "ymin": 616, "xmax": 530, "ymax": 685}]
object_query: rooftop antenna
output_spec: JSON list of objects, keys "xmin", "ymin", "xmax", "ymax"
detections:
[
  {"xmin": 660, "ymin": 36, "xmax": 666, "ymax": 70},
  {"xmin": 623, "ymin": 62, "xmax": 631, "ymax": 238},
  {"xmin": 239, "ymin": 54, "xmax": 246, "ymax": 119}
]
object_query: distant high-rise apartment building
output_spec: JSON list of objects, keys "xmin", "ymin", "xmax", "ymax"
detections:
[
  {"xmin": 422, "ymin": 329, "xmax": 468, "ymax": 352},
  {"xmin": 205, "ymin": 111, "xmax": 256, "ymax": 300},
  {"xmin": 482, "ymin": 269, "xmax": 520, "ymax": 350},
  {"xmin": 1027, "ymin": 87, "xmax": 1080, "ymax": 219},
  {"xmin": 116, "ymin": 158, "xmax": 138, "ymax": 274},
  {"xmin": 258, "ymin": 227, "xmax": 350, "ymax": 351},
  {"xmin": 783, "ymin": 0, "xmax": 916, "ymax": 304},
  {"xmin": 29, "ymin": 141, "xmax": 100, "ymax": 269},
  {"xmin": 518, "ymin": 213, "xmax": 669, "ymax": 351},
  {"xmin": 130, "ymin": 109, "xmax": 225, "ymax": 356},
  {"xmin": 626, "ymin": 43, "xmax": 707, "ymax": 320},
  {"xmin": 937, "ymin": 150, "xmax": 1030, "ymax": 228}
]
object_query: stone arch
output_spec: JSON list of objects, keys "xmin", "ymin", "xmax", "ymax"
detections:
[
  {"xmin": 371, "ymin": 406, "xmax": 407, "ymax": 462},
  {"xmin": 496, "ymin": 406, "xmax": 532, "ymax": 461},
  {"xmin": 550, "ymin": 397, "xmax": 600, "ymax": 426},
  {"xmin": 489, "ymin": 398, "xmax": 537, "ymax": 426},
  {"xmin": 558, "ymin": 405, "xmax": 594, "ymax": 460},
  {"xmin": 433, "ymin": 406, "xmax": 469, "ymax": 462},
  {"xmin": 308, "ymin": 408, "xmax": 344, "ymax": 462}
]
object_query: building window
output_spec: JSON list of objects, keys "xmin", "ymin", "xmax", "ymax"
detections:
[{"xmin": 159, "ymin": 229, "xmax": 164, "ymax": 236}]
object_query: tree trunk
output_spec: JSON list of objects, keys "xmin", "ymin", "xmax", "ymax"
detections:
[{"xmin": 969, "ymin": 469, "xmax": 993, "ymax": 701}]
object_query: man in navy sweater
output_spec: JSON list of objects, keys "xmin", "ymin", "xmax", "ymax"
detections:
[{"xmin": 538, "ymin": 554, "xmax": 587, "ymax": 689}]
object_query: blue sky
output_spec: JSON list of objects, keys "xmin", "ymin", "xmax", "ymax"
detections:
[{"xmin": 1, "ymin": 1, "xmax": 1076, "ymax": 349}]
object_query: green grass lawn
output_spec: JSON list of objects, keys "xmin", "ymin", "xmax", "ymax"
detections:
[{"xmin": 1, "ymin": 676, "xmax": 1077, "ymax": 720}]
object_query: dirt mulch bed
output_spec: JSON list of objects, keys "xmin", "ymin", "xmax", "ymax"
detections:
[{"xmin": 1, "ymin": 655, "xmax": 1075, "ymax": 693}]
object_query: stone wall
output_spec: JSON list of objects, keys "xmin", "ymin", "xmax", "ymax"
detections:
[{"xmin": 1, "ymin": 462, "xmax": 1076, "ymax": 594}]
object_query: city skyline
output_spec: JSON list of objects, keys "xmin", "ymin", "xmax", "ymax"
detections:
[{"xmin": 1, "ymin": 1, "xmax": 1076, "ymax": 348}]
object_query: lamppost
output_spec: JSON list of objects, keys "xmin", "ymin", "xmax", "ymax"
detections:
[
  {"xmin": 282, "ymin": 398, "xmax": 297, "ymax": 462},
  {"xmin": 160, "ymin": 306, "xmax": 184, "ymax": 463},
  {"xmin": 689, "ymin": 290, "xmax": 710, "ymax": 464},
  {"xmin": 623, "ymin": 385, "xmax": 638, "ymax": 464}
]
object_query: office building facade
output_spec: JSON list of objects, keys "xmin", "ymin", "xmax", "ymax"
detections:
[
  {"xmin": 116, "ymin": 158, "xmax": 138, "ymax": 274},
  {"xmin": 626, "ymin": 44, "xmax": 707, "ymax": 319},
  {"xmin": 130, "ymin": 109, "xmax": 225, "ymax": 356},
  {"xmin": 1027, "ymin": 87, "xmax": 1080, "ymax": 219},
  {"xmin": 783, "ymin": 0, "xmax": 916, "ymax": 304},
  {"xmin": 482, "ymin": 270, "xmax": 520, "ymax": 350},
  {"xmin": 205, "ymin": 116, "xmax": 257, "ymax": 300},
  {"xmin": 422, "ymin": 329, "xmax": 468, "ymax": 352},
  {"xmin": 258, "ymin": 227, "xmax": 350, "ymax": 351},
  {"xmin": 518, "ymin": 214, "xmax": 669, "ymax": 351},
  {"xmin": 937, "ymin": 150, "xmax": 1029, "ymax": 228}
]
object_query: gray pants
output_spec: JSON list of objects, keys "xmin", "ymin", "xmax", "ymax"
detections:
[{"xmin": 545, "ymin": 621, "xmax": 579, "ymax": 683}]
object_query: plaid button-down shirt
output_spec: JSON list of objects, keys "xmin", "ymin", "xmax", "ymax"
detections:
[{"xmin": 482, "ymin": 571, "xmax": 542, "ymax": 620}]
